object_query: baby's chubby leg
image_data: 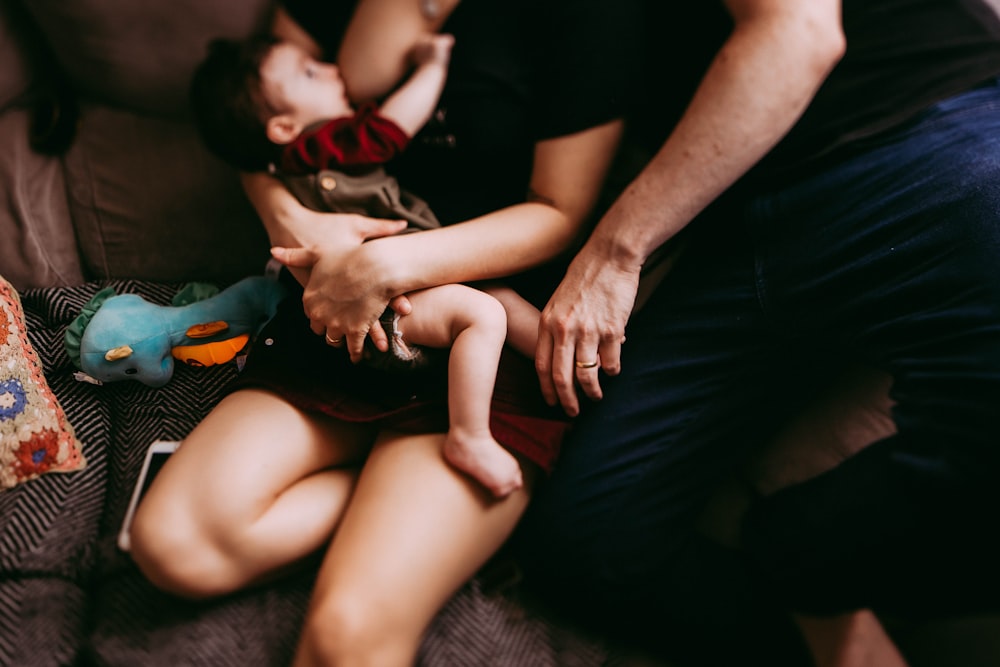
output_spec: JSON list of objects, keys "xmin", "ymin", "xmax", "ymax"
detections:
[
  {"xmin": 399, "ymin": 285, "xmax": 523, "ymax": 498},
  {"xmin": 479, "ymin": 283, "xmax": 541, "ymax": 359}
]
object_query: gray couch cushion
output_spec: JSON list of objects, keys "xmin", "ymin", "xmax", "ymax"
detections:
[
  {"xmin": 17, "ymin": 0, "xmax": 273, "ymax": 118},
  {"xmin": 0, "ymin": 0, "xmax": 37, "ymax": 112},
  {"xmin": 0, "ymin": 110, "xmax": 84, "ymax": 290},
  {"xmin": 64, "ymin": 106, "xmax": 270, "ymax": 284}
]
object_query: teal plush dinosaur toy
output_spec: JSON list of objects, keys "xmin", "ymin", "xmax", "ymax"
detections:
[{"xmin": 64, "ymin": 276, "xmax": 286, "ymax": 388}]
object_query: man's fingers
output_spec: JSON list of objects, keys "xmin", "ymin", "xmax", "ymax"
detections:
[
  {"xmin": 535, "ymin": 332, "xmax": 557, "ymax": 407},
  {"xmin": 574, "ymin": 360, "xmax": 603, "ymax": 403},
  {"xmin": 552, "ymin": 341, "xmax": 581, "ymax": 417},
  {"xmin": 597, "ymin": 336, "xmax": 623, "ymax": 377},
  {"xmin": 308, "ymin": 317, "xmax": 325, "ymax": 337},
  {"xmin": 567, "ymin": 334, "xmax": 602, "ymax": 403}
]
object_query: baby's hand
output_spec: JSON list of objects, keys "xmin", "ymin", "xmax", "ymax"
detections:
[{"xmin": 412, "ymin": 33, "xmax": 454, "ymax": 67}]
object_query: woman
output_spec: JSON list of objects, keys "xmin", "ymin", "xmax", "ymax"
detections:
[{"xmin": 129, "ymin": 0, "xmax": 638, "ymax": 664}]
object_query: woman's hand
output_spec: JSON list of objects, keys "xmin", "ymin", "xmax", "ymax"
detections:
[
  {"xmin": 242, "ymin": 170, "xmax": 407, "ymax": 279},
  {"xmin": 271, "ymin": 222, "xmax": 411, "ymax": 363},
  {"xmin": 536, "ymin": 242, "xmax": 639, "ymax": 417}
]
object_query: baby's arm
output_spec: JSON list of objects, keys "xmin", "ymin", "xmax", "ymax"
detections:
[{"xmin": 378, "ymin": 34, "xmax": 454, "ymax": 137}]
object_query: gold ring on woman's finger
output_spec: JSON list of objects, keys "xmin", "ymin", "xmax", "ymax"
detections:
[
  {"xmin": 575, "ymin": 359, "xmax": 599, "ymax": 369},
  {"xmin": 325, "ymin": 334, "xmax": 343, "ymax": 345}
]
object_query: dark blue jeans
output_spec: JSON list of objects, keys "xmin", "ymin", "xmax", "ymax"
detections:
[{"xmin": 517, "ymin": 79, "xmax": 1000, "ymax": 664}]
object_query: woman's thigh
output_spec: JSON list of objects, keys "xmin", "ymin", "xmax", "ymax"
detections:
[
  {"xmin": 144, "ymin": 388, "xmax": 371, "ymax": 517},
  {"xmin": 300, "ymin": 430, "xmax": 537, "ymax": 659},
  {"xmin": 131, "ymin": 388, "xmax": 374, "ymax": 589}
]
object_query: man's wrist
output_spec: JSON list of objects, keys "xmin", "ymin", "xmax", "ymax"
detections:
[{"xmin": 587, "ymin": 232, "xmax": 646, "ymax": 274}]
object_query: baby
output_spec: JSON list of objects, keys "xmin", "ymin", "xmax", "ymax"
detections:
[{"xmin": 191, "ymin": 33, "xmax": 539, "ymax": 498}]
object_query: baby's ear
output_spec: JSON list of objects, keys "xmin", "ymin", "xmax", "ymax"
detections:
[{"xmin": 266, "ymin": 115, "xmax": 301, "ymax": 145}]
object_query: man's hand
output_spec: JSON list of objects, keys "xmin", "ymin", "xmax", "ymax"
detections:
[{"xmin": 536, "ymin": 244, "xmax": 639, "ymax": 416}]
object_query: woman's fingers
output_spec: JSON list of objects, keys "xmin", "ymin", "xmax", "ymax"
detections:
[
  {"xmin": 271, "ymin": 245, "xmax": 319, "ymax": 268},
  {"xmin": 366, "ymin": 319, "xmax": 388, "ymax": 358},
  {"xmin": 352, "ymin": 217, "xmax": 408, "ymax": 242},
  {"xmin": 388, "ymin": 294, "xmax": 412, "ymax": 316},
  {"xmin": 346, "ymin": 329, "xmax": 368, "ymax": 363}
]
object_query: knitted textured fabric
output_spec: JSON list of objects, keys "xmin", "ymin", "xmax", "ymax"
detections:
[{"xmin": 0, "ymin": 276, "xmax": 85, "ymax": 489}]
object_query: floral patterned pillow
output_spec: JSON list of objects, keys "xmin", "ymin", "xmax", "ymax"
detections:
[{"xmin": 1, "ymin": 277, "xmax": 86, "ymax": 489}]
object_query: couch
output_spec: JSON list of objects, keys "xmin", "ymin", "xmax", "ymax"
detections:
[{"xmin": 1, "ymin": 1, "xmax": 997, "ymax": 665}]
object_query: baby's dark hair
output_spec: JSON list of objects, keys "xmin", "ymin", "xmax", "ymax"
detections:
[{"xmin": 189, "ymin": 35, "xmax": 282, "ymax": 172}]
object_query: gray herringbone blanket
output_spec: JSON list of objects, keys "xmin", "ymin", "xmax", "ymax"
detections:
[{"xmin": 0, "ymin": 280, "xmax": 637, "ymax": 667}]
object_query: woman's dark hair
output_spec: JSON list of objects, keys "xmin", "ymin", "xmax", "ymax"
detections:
[{"xmin": 189, "ymin": 35, "xmax": 283, "ymax": 172}]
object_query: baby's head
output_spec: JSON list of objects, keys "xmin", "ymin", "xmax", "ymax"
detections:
[{"xmin": 191, "ymin": 35, "xmax": 352, "ymax": 171}]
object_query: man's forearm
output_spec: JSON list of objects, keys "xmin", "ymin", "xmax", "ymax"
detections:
[{"xmin": 590, "ymin": 0, "xmax": 845, "ymax": 268}]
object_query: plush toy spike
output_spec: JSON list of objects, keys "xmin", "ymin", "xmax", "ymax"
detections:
[
  {"xmin": 104, "ymin": 345, "xmax": 134, "ymax": 361},
  {"xmin": 64, "ymin": 287, "xmax": 116, "ymax": 370},
  {"xmin": 64, "ymin": 276, "xmax": 286, "ymax": 387}
]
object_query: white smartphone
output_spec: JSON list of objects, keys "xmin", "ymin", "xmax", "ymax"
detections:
[{"xmin": 117, "ymin": 439, "xmax": 180, "ymax": 552}]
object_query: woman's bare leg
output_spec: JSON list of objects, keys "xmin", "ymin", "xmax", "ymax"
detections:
[
  {"xmin": 130, "ymin": 388, "xmax": 374, "ymax": 598},
  {"xmin": 293, "ymin": 430, "xmax": 538, "ymax": 667}
]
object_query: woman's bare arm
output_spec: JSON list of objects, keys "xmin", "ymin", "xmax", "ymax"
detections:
[
  {"xmin": 336, "ymin": 0, "xmax": 460, "ymax": 102},
  {"xmin": 271, "ymin": 6, "xmax": 323, "ymax": 57},
  {"xmin": 276, "ymin": 119, "xmax": 624, "ymax": 362}
]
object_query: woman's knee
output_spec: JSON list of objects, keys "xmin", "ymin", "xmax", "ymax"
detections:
[
  {"xmin": 129, "ymin": 501, "xmax": 245, "ymax": 599},
  {"xmin": 297, "ymin": 590, "xmax": 419, "ymax": 665}
]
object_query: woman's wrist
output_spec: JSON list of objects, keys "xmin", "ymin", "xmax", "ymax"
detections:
[
  {"xmin": 358, "ymin": 239, "xmax": 409, "ymax": 301},
  {"xmin": 242, "ymin": 172, "xmax": 308, "ymax": 248}
]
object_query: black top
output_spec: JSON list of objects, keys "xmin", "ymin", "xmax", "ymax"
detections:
[
  {"xmin": 637, "ymin": 0, "xmax": 1000, "ymax": 183},
  {"xmin": 281, "ymin": 0, "xmax": 642, "ymax": 304},
  {"xmin": 281, "ymin": 0, "xmax": 641, "ymax": 215},
  {"xmin": 234, "ymin": 0, "xmax": 643, "ymax": 453}
]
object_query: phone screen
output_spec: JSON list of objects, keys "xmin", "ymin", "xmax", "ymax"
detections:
[
  {"xmin": 118, "ymin": 443, "xmax": 178, "ymax": 552},
  {"xmin": 137, "ymin": 451, "xmax": 172, "ymax": 504}
]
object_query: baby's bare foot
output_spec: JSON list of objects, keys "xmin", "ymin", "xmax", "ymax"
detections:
[{"xmin": 444, "ymin": 431, "xmax": 523, "ymax": 498}]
